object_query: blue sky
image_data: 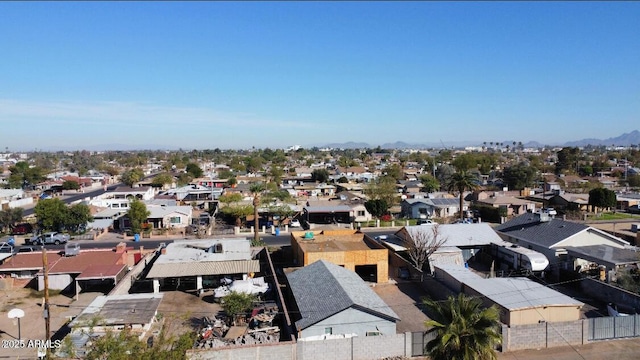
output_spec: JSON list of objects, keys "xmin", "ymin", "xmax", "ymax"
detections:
[{"xmin": 1, "ymin": 2, "xmax": 638, "ymax": 151}]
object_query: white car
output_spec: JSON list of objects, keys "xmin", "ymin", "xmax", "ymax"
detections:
[
  {"xmin": 542, "ymin": 208, "xmax": 557, "ymax": 216},
  {"xmin": 290, "ymin": 219, "xmax": 301, "ymax": 228}
]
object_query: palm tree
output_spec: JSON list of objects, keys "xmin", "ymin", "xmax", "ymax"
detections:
[
  {"xmin": 250, "ymin": 183, "xmax": 266, "ymax": 243},
  {"xmin": 447, "ymin": 170, "xmax": 479, "ymax": 220},
  {"xmin": 423, "ymin": 294, "xmax": 502, "ymax": 360}
]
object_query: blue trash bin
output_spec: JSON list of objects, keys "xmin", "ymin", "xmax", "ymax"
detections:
[
  {"xmin": 275, "ymin": 228, "xmax": 280, "ymax": 236},
  {"xmin": 7, "ymin": 237, "xmax": 15, "ymax": 246},
  {"xmin": 134, "ymin": 233, "xmax": 140, "ymax": 242}
]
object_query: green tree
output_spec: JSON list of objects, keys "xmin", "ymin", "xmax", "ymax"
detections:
[
  {"xmin": 120, "ymin": 168, "xmax": 144, "ymax": 187},
  {"xmin": 80, "ymin": 327, "xmax": 196, "ymax": 360},
  {"xmin": 7, "ymin": 161, "xmax": 45, "ymax": 189},
  {"xmin": 447, "ymin": 171, "xmax": 479, "ymax": 220},
  {"xmin": 35, "ymin": 198, "xmax": 68, "ymax": 231},
  {"xmin": 151, "ymin": 172, "xmax": 174, "ymax": 188},
  {"xmin": 62, "ymin": 180, "xmax": 80, "ymax": 190},
  {"xmin": 418, "ymin": 174, "xmax": 441, "ymax": 193},
  {"xmin": 311, "ymin": 168, "xmax": 330, "ymax": 183},
  {"xmin": 364, "ymin": 199, "xmax": 389, "ymax": 218},
  {"xmin": 588, "ymin": 187, "xmax": 617, "ymax": 213},
  {"xmin": 127, "ymin": 199, "xmax": 150, "ymax": 234},
  {"xmin": 0, "ymin": 208, "xmax": 24, "ymax": 233},
  {"xmin": 64, "ymin": 203, "xmax": 93, "ymax": 233},
  {"xmin": 185, "ymin": 162, "xmax": 204, "ymax": 178},
  {"xmin": 424, "ymin": 294, "xmax": 502, "ymax": 360},
  {"xmin": 221, "ymin": 291, "xmax": 256, "ymax": 325},
  {"xmin": 502, "ymin": 164, "xmax": 537, "ymax": 190},
  {"xmin": 337, "ymin": 176, "xmax": 349, "ymax": 184},
  {"xmin": 556, "ymin": 147, "xmax": 581, "ymax": 175},
  {"xmin": 218, "ymin": 169, "xmax": 234, "ymax": 179},
  {"xmin": 219, "ymin": 193, "xmax": 243, "ymax": 205},
  {"xmin": 220, "ymin": 204, "xmax": 253, "ymax": 227},
  {"xmin": 364, "ymin": 176, "xmax": 398, "ymax": 212},
  {"xmin": 385, "ymin": 163, "xmax": 404, "ymax": 181}
]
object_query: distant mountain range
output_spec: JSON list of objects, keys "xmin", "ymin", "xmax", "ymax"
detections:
[
  {"xmin": 25, "ymin": 130, "xmax": 640, "ymax": 152},
  {"xmin": 322, "ymin": 130, "xmax": 640, "ymax": 150}
]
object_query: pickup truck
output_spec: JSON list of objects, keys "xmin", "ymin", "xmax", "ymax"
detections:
[{"xmin": 27, "ymin": 232, "xmax": 70, "ymax": 245}]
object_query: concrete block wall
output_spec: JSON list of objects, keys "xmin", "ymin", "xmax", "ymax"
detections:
[
  {"xmin": 297, "ymin": 338, "xmax": 352, "ymax": 360},
  {"xmin": 187, "ymin": 343, "xmax": 296, "ymax": 360},
  {"xmin": 580, "ymin": 278, "xmax": 640, "ymax": 312},
  {"xmin": 545, "ymin": 320, "xmax": 586, "ymax": 348},
  {"xmin": 351, "ymin": 334, "xmax": 406, "ymax": 360},
  {"xmin": 503, "ymin": 323, "xmax": 546, "ymax": 351},
  {"xmin": 503, "ymin": 320, "xmax": 586, "ymax": 352}
]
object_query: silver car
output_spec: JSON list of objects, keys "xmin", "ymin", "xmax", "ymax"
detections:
[{"xmin": 28, "ymin": 232, "xmax": 70, "ymax": 245}]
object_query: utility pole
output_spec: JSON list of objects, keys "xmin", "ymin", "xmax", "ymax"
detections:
[{"xmin": 42, "ymin": 247, "xmax": 50, "ymax": 359}]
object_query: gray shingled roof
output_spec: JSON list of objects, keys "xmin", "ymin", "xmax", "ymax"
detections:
[
  {"xmin": 494, "ymin": 213, "xmax": 588, "ymax": 248},
  {"xmin": 287, "ymin": 260, "xmax": 399, "ymax": 330}
]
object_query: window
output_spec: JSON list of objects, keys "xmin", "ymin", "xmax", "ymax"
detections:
[
  {"xmin": 170, "ymin": 217, "xmax": 181, "ymax": 224},
  {"xmin": 366, "ymin": 331, "xmax": 382, "ymax": 336},
  {"xmin": 324, "ymin": 327, "xmax": 333, "ymax": 335},
  {"xmin": 357, "ymin": 210, "xmax": 365, "ymax": 216}
]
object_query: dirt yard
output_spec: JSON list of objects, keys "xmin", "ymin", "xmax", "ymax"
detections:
[
  {"xmin": 372, "ymin": 280, "xmax": 431, "ymax": 333},
  {"xmin": 0, "ymin": 288, "xmax": 101, "ymax": 359},
  {"xmin": 154, "ymin": 290, "xmax": 224, "ymax": 340}
]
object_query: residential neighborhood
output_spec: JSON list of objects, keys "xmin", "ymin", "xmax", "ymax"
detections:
[{"xmin": 1, "ymin": 142, "xmax": 640, "ymax": 359}]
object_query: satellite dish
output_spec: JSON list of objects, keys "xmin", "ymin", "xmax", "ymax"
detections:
[{"xmin": 8, "ymin": 308, "xmax": 24, "ymax": 319}]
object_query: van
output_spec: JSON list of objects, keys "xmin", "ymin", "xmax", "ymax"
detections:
[{"xmin": 64, "ymin": 242, "xmax": 80, "ymax": 256}]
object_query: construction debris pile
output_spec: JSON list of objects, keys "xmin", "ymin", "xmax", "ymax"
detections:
[{"xmin": 196, "ymin": 302, "xmax": 280, "ymax": 349}]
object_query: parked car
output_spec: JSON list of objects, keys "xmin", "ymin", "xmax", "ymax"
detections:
[
  {"xmin": 628, "ymin": 205, "xmax": 640, "ymax": 214},
  {"xmin": 27, "ymin": 232, "xmax": 70, "ymax": 245},
  {"xmin": 290, "ymin": 219, "xmax": 301, "ymax": 228},
  {"xmin": 417, "ymin": 219, "xmax": 434, "ymax": 225},
  {"xmin": 398, "ymin": 266, "xmax": 410, "ymax": 280},
  {"xmin": 11, "ymin": 223, "xmax": 33, "ymax": 235},
  {"xmin": 542, "ymin": 207, "xmax": 557, "ymax": 216}
]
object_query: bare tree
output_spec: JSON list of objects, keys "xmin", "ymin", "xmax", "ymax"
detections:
[{"xmin": 402, "ymin": 224, "xmax": 447, "ymax": 271}]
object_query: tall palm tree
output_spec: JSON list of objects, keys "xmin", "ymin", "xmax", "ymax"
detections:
[
  {"xmin": 424, "ymin": 294, "xmax": 502, "ymax": 360},
  {"xmin": 250, "ymin": 183, "xmax": 266, "ymax": 243},
  {"xmin": 447, "ymin": 170, "xmax": 479, "ymax": 220}
]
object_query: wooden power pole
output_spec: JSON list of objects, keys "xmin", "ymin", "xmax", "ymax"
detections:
[{"xmin": 42, "ymin": 247, "xmax": 51, "ymax": 359}]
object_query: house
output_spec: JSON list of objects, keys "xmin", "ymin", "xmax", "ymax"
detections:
[
  {"xmin": 398, "ymin": 180, "xmax": 423, "ymax": 194},
  {"xmin": 61, "ymin": 293, "xmax": 164, "ymax": 357},
  {"xmin": 0, "ymin": 249, "xmax": 127, "ymax": 296},
  {"xmin": 474, "ymin": 195, "xmax": 536, "ymax": 216},
  {"xmin": 144, "ymin": 205, "xmax": 193, "ymax": 229},
  {"xmin": 303, "ymin": 205, "xmax": 354, "ymax": 224},
  {"xmin": 145, "ymin": 239, "xmax": 261, "ymax": 293},
  {"xmin": 163, "ymin": 184, "xmax": 223, "ymax": 202},
  {"xmin": 287, "ymin": 260, "xmax": 399, "ymax": 340},
  {"xmin": 495, "ymin": 213, "xmax": 631, "ymax": 279},
  {"xmin": 290, "ymin": 229, "xmax": 388, "ymax": 283},
  {"xmin": 433, "ymin": 264, "xmax": 584, "ymax": 326},
  {"xmin": 108, "ymin": 186, "xmax": 155, "ymax": 200},
  {"xmin": 547, "ymin": 192, "xmax": 590, "ymax": 212},
  {"xmin": 393, "ymin": 223, "xmax": 502, "ymax": 272},
  {"xmin": 401, "ymin": 198, "xmax": 467, "ymax": 219}
]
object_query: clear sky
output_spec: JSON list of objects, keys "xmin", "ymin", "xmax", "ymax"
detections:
[{"xmin": 1, "ymin": 2, "xmax": 638, "ymax": 151}]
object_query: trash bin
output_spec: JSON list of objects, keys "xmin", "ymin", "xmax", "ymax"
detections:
[
  {"xmin": 275, "ymin": 228, "xmax": 280, "ymax": 236},
  {"xmin": 134, "ymin": 233, "xmax": 140, "ymax": 242},
  {"xmin": 7, "ymin": 237, "xmax": 15, "ymax": 246}
]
